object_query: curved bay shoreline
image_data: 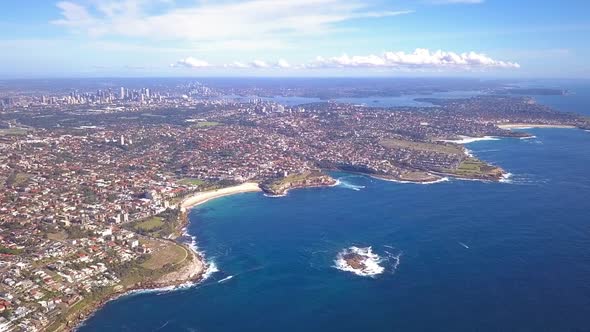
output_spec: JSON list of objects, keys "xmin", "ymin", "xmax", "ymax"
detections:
[
  {"xmin": 70, "ymin": 129, "xmax": 531, "ymax": 331},
  {"xmin": 71, "ymin": 134, "xmax": 540, "ymax": 330}
]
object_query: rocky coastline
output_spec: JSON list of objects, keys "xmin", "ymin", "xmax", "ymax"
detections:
[
  {"xmin": 260, "ymin": 172, "xmax": 337, "ymax": 196},
  {"xmin": 63, "ymin": 212, "xmax": 205, "ymax": 332},
  {"xmin": 342, "ymin": 252, "xmax": 367, "ymax": 271}
]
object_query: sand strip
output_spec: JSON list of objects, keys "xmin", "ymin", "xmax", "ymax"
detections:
[{"xmin": 181, "ymin": 182, "xmax": 261, "ymax": 210}]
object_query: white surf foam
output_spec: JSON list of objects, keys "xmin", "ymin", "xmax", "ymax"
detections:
[
  {"xmin": 181, "ymin": 227, "xmax": 201, "ymax": 253},
  {"xmin": 337, "ymin": 179, "xmax": 366, "ymax": 191},
  {"xmin": 376, "ymin": 176, "xmax": 450, "ymax": 185},
  {"xmin": 500, "ymin": 172, "xmax": 513, "ymax": 184},
  {"xmin": 334, "ymin": 246, "xmax": 385, "ymax": 277},
  {"xmin": 202, "ymin": 261, "xmax": 219, "ymax": 281},
  {"xmin": 263, "ymin": 193, "xmax": 287, "ymax": 198},
  {"xmin": 387, "ymin": 253, "xmax": 402, "ymax": 273},
  {"xmin": 439, "ymin": 136, "xmax": 500, "ymax": 144},
  {"xmin": 420, "ymin": 177, "xmax": 450, "ymax": 185}
]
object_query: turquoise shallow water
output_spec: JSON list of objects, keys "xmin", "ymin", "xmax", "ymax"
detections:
[{"xmin": 80, "ymin": 127, "xmax": 590, "ymax": 332}]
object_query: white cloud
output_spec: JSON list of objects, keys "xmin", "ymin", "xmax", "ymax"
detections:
[
  {"xmin": 356, "ymin": 10, "xmax": 415, "ymax": 18},
  {"xmin": 172, "ymin": 57, "xmax": 211, "ymax": 68},
  {"xmin": 172, "ymin": 49, "xmax": 519, "ymax": 71},
  {"xmin": 250, "ymin": 60, "xmax": 271, "ymax": 68},
  {"xmin": 225, "ymin": 61, "xmax": 250, "ymax": 69},
  {"xmin": 309, "ymin": 49, "xmax": 520, "ymax": 69},
  {"xmin": 52, "ymin": 1, "xmax": 96, "ymax": 27},
  {"xmin": 277, "ymin": 59, "xmax": 291, "ymax": 68},
  {"xmin": 52, "ymin": 0, "xmax": 413, "ymax": 49},
  {"xmin": 220, "ymin": 59, "xmax": 291, "ymax": 69}
]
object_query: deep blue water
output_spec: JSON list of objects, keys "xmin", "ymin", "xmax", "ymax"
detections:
[{"xmin": 80, "ymin": 127, "xmax": 590, "ymax": 332}]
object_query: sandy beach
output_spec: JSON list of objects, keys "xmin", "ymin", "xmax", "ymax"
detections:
[
  {"xmin": 498, "ymin": 123, "xmax": 577, "ymax": 129},
  {"xmin": 181, "ymin": 182, "xmax": 262, "ymax": 210}
]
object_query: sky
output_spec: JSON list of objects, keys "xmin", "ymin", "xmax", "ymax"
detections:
[{"xmin": 0, "ymin": 0, "xmax": 589, "ymax": 78}]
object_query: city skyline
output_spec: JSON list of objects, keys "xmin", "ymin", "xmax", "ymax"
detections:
[{"xmin": 0, "ymin": 0, "xmax": 589, "ymax": 78}]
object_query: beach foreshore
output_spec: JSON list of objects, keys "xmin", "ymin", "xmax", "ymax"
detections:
[
  {"xmin": 498, "ymin": 123, "xmax": 577, "ymax": 129},
  {"xmin": 181, "ymin": 182, "xmax": 262, "ymax": 210},
  {"xmin": 67, "ymin": 184, "xmax": 263, "ymax": 331}
]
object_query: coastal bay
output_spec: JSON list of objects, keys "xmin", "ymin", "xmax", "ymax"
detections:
[{"xmin": 79, "ymin": 127, "xmax": 590, "ymax": 332}]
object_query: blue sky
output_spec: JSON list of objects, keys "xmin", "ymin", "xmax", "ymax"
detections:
[{"xmin": 0, "ymin": 0, "xmax": 588, "ymax": 78}]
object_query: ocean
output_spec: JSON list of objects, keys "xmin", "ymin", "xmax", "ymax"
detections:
[{"xmin": 80, "ymin": 83, "xmax": 590, "ymax": 332}]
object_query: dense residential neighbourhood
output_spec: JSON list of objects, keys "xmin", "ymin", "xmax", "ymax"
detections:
[{"xmin": 1, "ymin": 80, "xmax": 589, "ymax": 331}]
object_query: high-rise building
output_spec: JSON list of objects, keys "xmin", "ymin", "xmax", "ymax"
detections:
[{"xmin": 120, "ymin": 87, "xmax": 125, "ymax": 100}]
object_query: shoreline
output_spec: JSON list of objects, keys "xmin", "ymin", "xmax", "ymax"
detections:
[
  {"xmin": 438, "ymin": 136, "xmax": 500, "ymax": 144},
  {"xmin": 70, "ymin": 183, "xmax": 262, "ymax": 331},
  {"xmin": 69, "ymin": 241, "xmax": 204, "ymax": 331},
  {"xmin": 71, "ymin": 169, "xmax": 502, "ymax": 330},
  {"xmin": 497, "ymin": 123, "xmax": 577, "ymax": 129},
  {"xmin": 265, "ymin": 179, "xmax": 340, "ymax": 197},
  {"xmin": 371, "ymin": 174, "xmax": 450, "ymax": 185},
  {"xmin": 180, "ymin": 182, "xmax": 262, "ymax": 210}
]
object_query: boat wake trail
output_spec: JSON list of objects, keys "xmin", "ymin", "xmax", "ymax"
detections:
[
  {"xmin": 218, "ymin": 275, "xmax": 234, "ymax": 283},
  {"xmin": 458, "ymin": 242, "xmax": 469, "ymax": 249}
]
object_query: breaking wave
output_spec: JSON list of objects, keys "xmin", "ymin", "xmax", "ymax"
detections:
[
  {"xmin": 263, "ymin": 193, "xmax": 287, "ymax": 198},
  {"xmin": 334, "ymin": 246, "xmax": 402, "ymax": 277},
  {"xmin": 500, "ymin": 172, "xmax": 513, "ymax": 184},
  {"xmin": 337, "ymin": 179, "xmax": 366, "ymax": 191},
  {"xmin": 439, "ymin": 136, "xmax": 500, "ymax": 144},
  {"xmin": 334, "ymin": 246, "xmax": 384, "ymax": 277},
  {"xmin": 377, "ymin": 176, "xmax": 450, "ymax": 185},
  {"xmin": 180, "ymin": 227, "xmax": 219, "ymax": 283},
  {"xmin": 202, "ymin": 261, "xmax": 219, "ymax": 281}
]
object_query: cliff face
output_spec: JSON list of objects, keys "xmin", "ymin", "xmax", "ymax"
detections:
[{"xmin": 261, "ymin": 172, "xmax": 336, "ymax": 196}]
